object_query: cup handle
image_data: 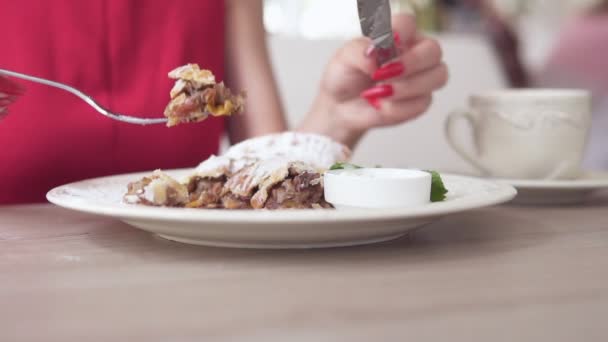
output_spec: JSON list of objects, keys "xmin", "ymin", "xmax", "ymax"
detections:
[{"xmin": 444, "ymin": 109, "xmax": 490, "ymax": 175}]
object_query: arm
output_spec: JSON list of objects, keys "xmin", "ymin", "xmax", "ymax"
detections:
[
  {"xmin": 224, "ymin": 0, "xmax": 287, "ymax": 144},
  {"xmin": 476, "ymin": 0, "xmax": 529, "ymax": 88}
]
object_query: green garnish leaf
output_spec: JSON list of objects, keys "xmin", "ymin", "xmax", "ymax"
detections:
[
  {"xmin": 329, "ymin": 162, "xmax": 363, "ymax": 170},
  {"xmin": 426, "ymin": 170, "xmax": 448, "ymax": 202}
]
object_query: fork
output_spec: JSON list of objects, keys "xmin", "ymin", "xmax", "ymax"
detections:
[{"xmin": 0, "ymin": 68, "xmax": 167, "ymax": 125}]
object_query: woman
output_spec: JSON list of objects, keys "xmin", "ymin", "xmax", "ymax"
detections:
[
  {"xmin": 538, "ymin": 1, "xmax": 608, "ymax": 169},
  {"xmin": 0, "ymin": 0, "xmax": 447, "ymax": 204}
]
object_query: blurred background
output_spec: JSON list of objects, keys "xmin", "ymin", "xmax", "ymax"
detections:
[{"xmin": 261, "ymin": 0, "xmax": 608, "ymax": 171}]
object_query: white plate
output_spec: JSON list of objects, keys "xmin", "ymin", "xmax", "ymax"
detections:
[
  {"xmin": 46, "ymin": 169, "xmax": 516, "ymax": 249},
  {"xmin": 495, "ymin": 171, "xmax": 608, "ymax": 205}
]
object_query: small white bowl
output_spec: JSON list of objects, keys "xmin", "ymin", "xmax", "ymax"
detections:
[{"xmin": 324, "ymin": 168, "xmax": 432, "ymax": 209}]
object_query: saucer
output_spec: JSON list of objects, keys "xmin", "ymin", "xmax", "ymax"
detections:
[{"xmin": 494, "ymin": 171, "xmax": 608, "ymax": 205}]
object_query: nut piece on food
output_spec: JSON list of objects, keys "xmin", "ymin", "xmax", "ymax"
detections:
[
  {"xmin": 168, "ymin": 64, "xmax": 216, "ymax": 87},
  {"xmin": 124, "ymin": 170, "xmax": 188, "ymax": 206},
  {"xmin": 164, "ymin": 64, "xmax": 245, "ymax": 127}
]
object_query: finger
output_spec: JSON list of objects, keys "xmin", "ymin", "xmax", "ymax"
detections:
[
  {"xmin": 0, "ymin": 76, "xmax": 26, "ymax": 96},
  {"xmin": 367, "ymin": 14, "xmax": 417, "ymax": 66},
  {"xmin": 0, "ymin": 95, "xmax": 18, "ymax": 107},
  {"xmin": 389, "ymin": 63, "xmax": 448, "ymax": 100},
  {"xmin": 336, "ymin": 37, "xmax": 377, "ymax": 76},
  {"xmin": 377, "ymin": 94, "xmax": 432, "ymax": 125},
  {"xmin": 399, "ymin": 38, "xmax": 443, "ymax": 77},
  {"xmin": 391, "ymin": 13, "xmax": 418, "ymax": 48},
  {"xmin": 371, "ymin": 36, "xmax": 442, "ymax": 82}
]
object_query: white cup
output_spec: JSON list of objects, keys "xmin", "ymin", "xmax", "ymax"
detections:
[{"xmin": 445, "ymin": 89, "xmax": 591, "ymax": 180}]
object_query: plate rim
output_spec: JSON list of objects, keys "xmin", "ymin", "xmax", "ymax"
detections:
[
  {"xmin": 46, "ymin": 169, "xmax": 517, "ymax": 224},
  {"xmin": 494, "ymin": 172, "xmax": 608, "ymax": 190}
]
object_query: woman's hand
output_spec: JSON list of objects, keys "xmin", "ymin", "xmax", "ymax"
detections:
[
  {"xmin": 0, "ymin": 76, "xmax": 25, "ymax": 119},
  {"xmin": 299, "ymin": 14, "xmax": 448, "ymax": 148}
]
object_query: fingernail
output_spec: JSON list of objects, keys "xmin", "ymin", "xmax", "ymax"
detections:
[
  {"xmin": 364, "ymin": 98, "xmax": 381, "ymax": 110},
  {"xmin": 394, "ymin": 32, "xmax": 401, "ymax": 45},
  {"xmin": 361, "ymin": 84, "xmax": 394, "ymax": 100},
  {"xmin": 365, "ymin": 45, "xmax": 376, "ymax": 58},
  {"xmin": 372, "ymin": 61, "xmax": 405, "ymax": 81}
]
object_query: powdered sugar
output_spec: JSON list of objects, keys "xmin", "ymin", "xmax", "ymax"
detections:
[{"xmin": 195, "ymin": 132, "xmax": 351, "ymax": 177}]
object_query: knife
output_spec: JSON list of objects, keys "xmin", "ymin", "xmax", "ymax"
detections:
[{"xmin": 357, "ymin": 0, "xmax": 399, "ymax": 66}]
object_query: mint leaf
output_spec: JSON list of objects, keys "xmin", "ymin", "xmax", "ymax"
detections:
[
  {"xmin": 329, "ymin": 162, "xmax": 363, "ymax": 170},
  {"xmin": 426, "ymin": 170, "xmax": 448, "ymax": 202}
]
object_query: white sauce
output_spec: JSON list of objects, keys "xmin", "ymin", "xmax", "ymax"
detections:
[
  {"xmin": 337, "ymin": 168, "xmax": 429, "ymax": 179},
  {"xmin": 324, "ymin": 168, "xmax": 432, "ymax": 209}
]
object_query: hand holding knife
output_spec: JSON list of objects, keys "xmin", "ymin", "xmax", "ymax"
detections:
[
  {"xmin": 357, "ymin": 0, "xmax": 399, "ymax": 66},
  {"xmin": 300, "ymin": 0, "xmax": 445, "ymax": 147}
]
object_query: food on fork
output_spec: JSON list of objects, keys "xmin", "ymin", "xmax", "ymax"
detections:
[
  {"xmin": 164, "ymin": 64, "xmax": 245, "ymax": 127},
  {"xmin": 124, "ymin": 132, "xmax": 351, "ymax": 209}
]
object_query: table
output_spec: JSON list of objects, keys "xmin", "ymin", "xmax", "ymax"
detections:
[{"xmin": 1, "ymin": 195, "xmax": 608, "ymax": 341}]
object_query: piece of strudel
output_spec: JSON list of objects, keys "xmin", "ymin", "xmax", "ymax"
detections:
[{"xmin": 164, "ymin": 64, "xmax": 245, "ymax": 127}]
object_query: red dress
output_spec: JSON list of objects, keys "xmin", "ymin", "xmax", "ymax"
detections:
[{"xmin": 0, "ymin": 0, "xmax": 226, "ymax": 204}]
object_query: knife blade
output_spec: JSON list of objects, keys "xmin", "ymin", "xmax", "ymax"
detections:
[{"xmin": 357, "ymin": 0, "xmax": 398, "ymax": 65}]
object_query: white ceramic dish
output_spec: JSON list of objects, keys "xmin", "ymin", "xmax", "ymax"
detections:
[
  {"xmin": 495, "ymin": 171, "xmax": 608, "ymax": 205},
  {"xmin": 47, "ymin": 169, "xmax": 516, "ymax": 249},
  {"xmin": 324, "ymin": 168, "xmax": 431, "ymax": 209}
]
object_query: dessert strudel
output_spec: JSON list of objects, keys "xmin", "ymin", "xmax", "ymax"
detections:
[{"xmin": 125, "ymin": 132, "xmax": 350, "ymax": 209}]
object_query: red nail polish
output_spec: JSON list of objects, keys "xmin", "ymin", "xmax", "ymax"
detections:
[
  {"xmin": 394, "ymin": 32, "xmax": 401, "ymax": 45},
  {"xmin": 363, "ymin": 97, "xmax": 381, "ymax": 109},
  {"xmin": 361, "ymin": 84, "xmax": 394, "ymax": 99},
  {"xmin": 372, "ymin": 61, "xmax": 405, "ymax": 81}
]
